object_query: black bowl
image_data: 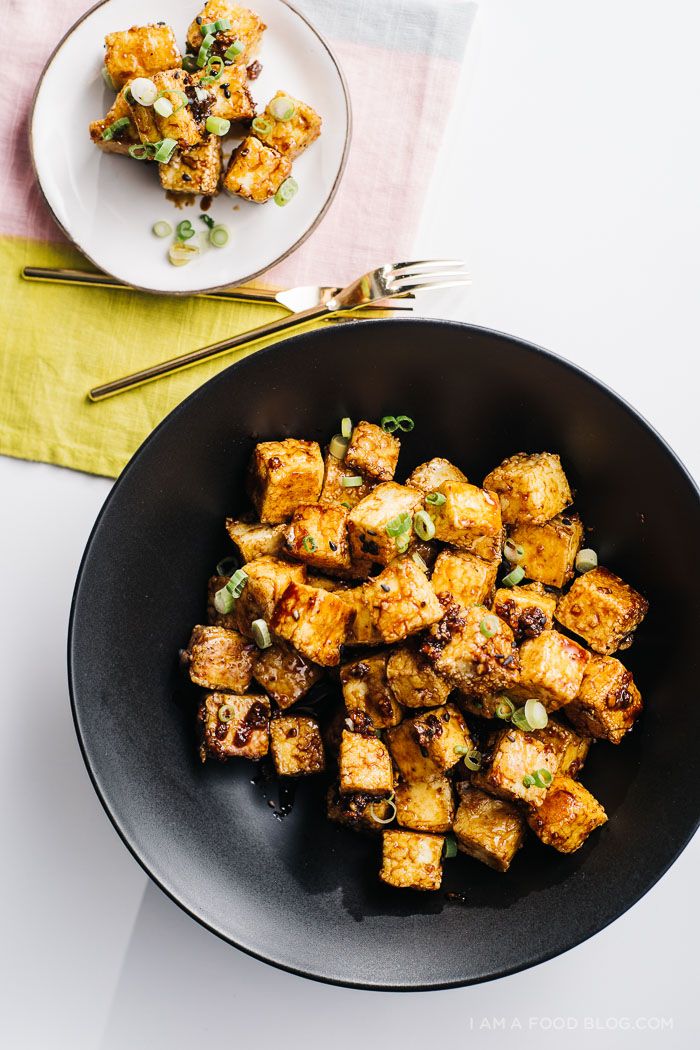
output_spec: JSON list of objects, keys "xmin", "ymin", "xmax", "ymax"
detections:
[{"xmin": 69, "ymin": 319, "xmax": 700, "ymax": 990}]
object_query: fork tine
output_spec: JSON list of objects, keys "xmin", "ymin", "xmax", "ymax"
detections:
[
  {"xmin": 389, "ymin": 258, "xmax": 467, "ymax": 274},
  {"xmin": 389, "ymin": 270, "xmax": 472, "ymax": 291},
  {"xmin": 388, "ymin": 276, "xmax": 472, "ymax": 296}
]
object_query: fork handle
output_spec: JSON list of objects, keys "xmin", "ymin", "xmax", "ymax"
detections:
[
  {"xmin": 22, "ymin": 266, "xmax": 284, "ymax": 304},
  {"xmin": 88, "ymin": 302, "xmax": 331, "ymax": 401}
]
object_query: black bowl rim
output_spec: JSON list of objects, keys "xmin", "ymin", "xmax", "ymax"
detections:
[{"xmin": 67, "ymin": 318, "xmax": 700, "ymax": 991}]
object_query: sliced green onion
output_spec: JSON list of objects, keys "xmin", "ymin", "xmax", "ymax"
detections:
[
  {"xmin": 130, "ymin": 77, "xmax": 158, "ymax": 106},
  {"xmin": 340, "ymin": 417, "xmax": 352, "ymax": 439},
  {"xmin": 532, "ymin": 768, "xmax": 553, "ymax": 789},
  {"xmin": 510, "ymin": 708, "xmax": 531, "ymax": 732},
  {"xmin": 369, "ymin": 797, "xmax": 397, "ymax": 825},
  {"xmin": 524, "ymin": 699, "xmax": 548, "ymax": 730},
  {"xmin": 168, "ymin": 241, "xmax": 201, "ymax": 266},
  {"xmin": 273, "ymin": 176, "xmax": 298, "ymax": 207},
  {"xmin": 340, "ymin": 476, "xmax": 363, "ymax": 488},
  {"xmin": 216, "ymin": 555, "xmax": 239, "ymax": 576},
  {"xmin": 101, "ymin": 116, "xmax": 131, "ymax": 140},
  {"xmin": 152, "ymin": 220, "xmax": 173, "ymax": 238},
  {"xmin": 425, "ymin": 491, "xmax": 446, "ymax": 507},
  {"xmin": 444, "ymin": 834, "xmax": 458, "ymax": 859},
  {"xmin": 206, "ymin": 115, "xmax": 231, "ymax": 135},
  {"xmin": 269, "ymin": 95, "xmax": 296, "ymax": 121},
  {"xmin": 576, "ymin": 548, "xmax": 598, "ymax": 574},
  {"xmin": 251, "ymin": 116, "xmax": 274, "ymax": 136},
  {"xmin": 101, "ymin": 66, "xmax": 116, "ymax": 90},
  {"xmin": 504, "ymin": 538, "xmax": 525, "ymax": 564},
  {"xmin": 340, "ymin": 501, "xmax": 351, "ymax": 510},
  {"xmin": 153, "ymin": 138, "xmax": 177, "ymax": 162},
  {"xmin": 182, "ymin": 54, "xmax": 199, "ymax": 72},
  {"xmin": 176, "ymin": 219, "xmax": 195, "ymax": 241},
  {"xmin": 196, "ymin": 215, "xmax": 213, "ymax": 231},
  {"xmin": 464, "ymin": 749, "xmax": 482, "ymax": 771},
  {"xmin": 214, "ymin": 585, "xmax": 235, "ymax": 614},
  {"xmin": 411, "ymin": 552, "xmax": 428, "ymax": 573},
  {"xmin": 200, "ymin": 21, "xmax": 218, "ymax": 35},
  {"xmin": 395, "ymin": 533, "xmax": 410, "ymax": 554},
  {"xmin": 153, "ymin": 96, "xmax": 174, "ymax": 118},
  {"xmin": 385, "ymin": 512, "xmax": 412, "ymax": 538},
  {"xmin": 395, "ymin": 415, "xmax": 414, "ymax": 432},
  {"xmin": 302, "ymin": 535, "xmax": 317, "ymax": 552},
  {"xmin": 380, "ymin": 415, "xmax": 398, "ymax": 433},
  {"xmin": 479, "ymin": 613, "xmax": 500, "ymax": 638},
  {"xmin": 454, "ymin": 744, "xmax": 470, "ymax": 755},
  {"xmin": 413, "ymin": 509, "xmax": 435, "ymax": 541},
  {"xmin": 209, "ymin": 225, "xmax": 229, "ymax": 247},
  {"xmin": 155, "ymin": 88, "xmax": 188, "ymax": 113},
  {"xmin": 200, "ymin": 55, "xmax": 225, "ymax": 84},
  {"xmin": 495, "ymin": 697, "xmax": 516, "ymax": 721},
  {"xmin": 197, "ymin": 37, "xmax": 214, "ymax": 67},
  {"xmin": 252, "ymin": 618, "xmax": 272, "ymax": 649},
  {"xmin": 502, "ymin": 564, "xmax": 525, "ymax": 587},
  {"xmin": 522, "ymin": 774, "xmax": 534, "ymax": 788},
  {"xmin": 218, "ymin": 702, "xmax": 235, "ymax": 723},
  {"xmin": 128, "ymin": 143, "xmax": 155, "ymax": 161},
  {"xmin": 329, "ymin": 434, "xmax": 349, "ymax": 460},
  {"xmin": 214, "ymin": 17, "xmax": 231, "ymax": 31},
  {"xmin": 224, "ymin": 39, "xmax": 244, "ymax": 61},
  {"xmin": 226, "ymin": 569, "xmax": 249, "ymax": 597}
]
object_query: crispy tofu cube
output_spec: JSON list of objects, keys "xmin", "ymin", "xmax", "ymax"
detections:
[
  {"xmin": 379, "ymin": 830, "xmax": 444, "ymax": 890},
  {"xmin": 395, "ymin": 776, "xmax": 455, "ymax": 833},
  {"xmin": 234, "ymin": 556, "xmax": 306, "ymax": 635},
  {"xmin": 252, "ymin": 91, "xmax": 322, "ymax": 159},
  {"xmin": 159, "ymin": 137, "xmax": 221, "ymax": 195},
  {"xmin": 225, "ymin": 517, "xmax": 286, "ymax": 562},
  {"xmin": 537, "ymin": 719, "xmax": 591, "ymax": 776},
  {"xmin": 565, "ymin": 653, "xmax": 643, "ymax": 744},
  {"xmin": 104, "ymin": 23, "xmax": 182, "ymax": 89},
  {"xmin": 130, "ymin": 70, "xmax": 203, "ymax": 147},
  {"xmin": 207, "ymin": 574, "xmax": 239, "ymax": 629},
  {"xmin": 473, "ymin": 727, "xmax": 560, "ymax": 805},
  {"xmin": 269, "ymin": 715, "xmax": 325, "ymax": 776},
  {"xmin": 422, "ymin": 601, "xmax": 519, "ymax": 697},
  {"xmin": 326, "ymin": 784, "xmax": 392, "ymax": 831},
  {"xmin": 271, "ymin": 582, "xmax": 353, "ymax": 666},
  {"xmin": 555, "ymin": 567, "xmax": 649, "ymax": 655},
  {"xmin": 512, "ymin": 630, "xmax": 589, "ymax": 711},
  {"xmin": 483, "ymin": 452, "xmax": 572, "ymax": 525},
  {"xmin": 405, "ymin": 457, "xmax": 468, "ymax": 493},
  {"xmin": 527, "ymin": 775, "xmax": 607, "ymax": 853},
  {"xmin": 492, "ymin": 582, "xmax": 557, "ymax": 641},
  {"xmin": 431, "ymin": 550, "xmax": 498, "ymax": 609},
  {"xmin": 386, "ymin": 644, "xmax": 452, "ymax": 708},
  {"xmin": 183, "ymin": 624, "xmax": 255, "ymax": 691},
  {"xmin": 344, "ymin": 421, "xmax": 400, "ymax": 483},
  {"xmin": 509, "ymin": 513, "xmax": 583, "ymax": 588},
  {"xmin": 453, "ymin": 788, "xmax": 526, "ymax": 872},
  {"xmin": 339, "ymin": 730, "xmax": 394, "ymax": 795},
  {"xmin": 365, "ymin": 557, "xmax": 444, "ymax": 644},
  {"xmin": 223, "ymin": 137, "xmax": 292, "ymax": 203},
  {"xmin": 284, "ymin": 502, "xmax": 351, "ymax": 573},
  {"xmin": 335, "ymin": 584, "xmax": 383, "ymax": 646},
  {"xmin": 412, "ymin": 704, "xmax": 472, "ymax": 771},
  {"xmin": 341, "ymin": 652, "xmax": 404, "ymax": 728},
  {"xmin": 347, "ymin": 483, "xmax": 423, "ymax": 569},
  {"xmin": 193, "ymin": 63, "xmax": 255, "ymax": 121},
  {"xmin": 198, "ymin": 693, "xmax": 269, "ymax": 761},
  {"xmin": 186, "ymin": 2, "xmax": 266, "ymax": 62},
  {"xmin": 89, "ymin": 87, "xmax": 139, "ymax": 154},
  {"xmin": 385, "ymin": 721, "xmax": 440, "ymax": 781},
  {"xmin": 247, "ymin": 439, "xmax": 324, "ymax": 523},
  {"xmin": 319, "ymin": 449, "xmax": 374, "ymax": 509},
  {"xmin": 430, "ymin": 482, "xmax": 503, "ymax": 560},
  {"xmin": 252, "ymin": 639, "xmax": 323, "ymax": 709}
]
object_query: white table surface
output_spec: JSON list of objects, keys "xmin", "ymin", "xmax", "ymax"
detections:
[{"xmin": 2, "ymin": 1, "xmax": 699, "ymax": 1046}]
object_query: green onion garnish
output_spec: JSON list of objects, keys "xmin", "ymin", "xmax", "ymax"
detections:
[
  {"xmin": 340, "ymin": 476, "xmax": 363, "ymax": 488},
  {"xmin": 369, "ymin": 796, "xmax": 397, "ymax": 825},
  {"xmin": 385, "ymin": 512, "xmax": 412, "ymax": 538},
  {"xmin": 464, "ymin": 749, "xmax": 482, "ymax": 771},
  {"xmin": 502, "ymin": 564, "xmax": 525, "ymax": 587},
  {"xmin": 524, "ymin": 699, "xmax": 548, "ymax": 730},
  {"xmin": 341, "ymin": 417, "xmax": 352, "ymax": 439},
  {"xmin": 101, "ymin": 116, "xmax": 131, "ymax": 140},
  {"xmin": 269, "ymin": 95, "xmax": 296, "ymax": 121},
  {"xmin": 504, "ymin": 538, "xmax": 525, "ymax": 563},
  {"xmin": 130, "ymin": 77, "xmax": 158, "ymax": 106},
  {"xmin": 176, "ymin": 219, "xmax": 195, "ymax": 241},
  {"xmin": 217, "ymin": 702, "xmax": 235, "ymax": 723},
  {"xmin": 197, "ymin": 215, "xmax": 214, "ymax": 231},
  {"xmin": 395, "ymin": 415, "xmax": 414, "ymax": 432},
  {"xmin": 101, "ymin": 66, "xmax": 116, "ymax": 91},
  {"xmin": 522, "ymin": 774, "xmax": 534, "ymax": 788},
  {"xmin": 216, "ymin": 555, "xmax": 239, "ymax": 576},
  {"xmin": 251, "ymin": 116, "xmax": 274, "ymax": 136},
  {"xmin": 154, "ymin": 88, "xmax": 188, "ymax": 113},
  {"xmin": 302, "ymin": 535, "xmax": 317, "ymax": 552},
  {"xmin": 197, "ymin": 35, "xmax": 215, "ymax": 67},
  {"xmin": 495, "ymin": 697, "xmax": 515, "ymax": 720},
  {"xmin": 226, "ymin": 569, "xmax": 248, "ymax": 598},
  {"xmin": 152, "ymin": 220, "xmax": 173, "ymax": 238},
  {"xmin": 510, "ymin": 708, "xmax": 531, "ymax": 732},
  {"xmin": 340, "ymin": 502, "xmax": 351, "ymax": 509},
  {"xmin": 576, "ymin": 548, "xmax": 598, "ymax": 574},
  {"xmin": 252, "ymin": 619, "xmax": 272, "ymax": 649},
  {"xmin": 425, "ymin": 491, "xmax": 446, "ymax": 507},
  {"xmin": 200, "ymin": 55, "xmax": 225, "ymax": 84},
  {"xmin": 411, "ymin": 551, "xmax": 428, "ymax": 573},
  {"xmin": 329, "ymin": 434, "xmax": 349, "ymax": 460},
  {"xmin": 395, "ymin": 534, "xmax": 410, "ymax": 554},
  {"xmin": 213, "ymin": 585, "xmax": 235, "ymax": 614},
  {"xmin": 479, "ymin": 614, "xmax": 499, "ymax": 638},
  {"xmin": 444, "ymin": 834, "xmax": 458, "ymax": 859},
  {"xmin": 531, "ymin": 769, "xmax": 553, "ymax": 789},
  {"xmin": 380, "ymin": 415, "xmax": 398, "ymax": 433},
  {"xmin": 153, "ymin": 138, "xmax": 177, "ymax": 162},
  {"xmin": 209, "ymin": 225, "xmax": 229, "ymax": 248},
  {"xmin": 128, "ymin": 143, "xmax": 155, "ymax": 161},
  {"xmin": 153, "ymin": 96, "xmax": 173, "ymax": 118},
  {"xmin": 413, "ymin": 509, "xmax": 435, "ymax": 541},
  {"xmin": 273, "ymin": 176, "xmax": 299, "ymax": 207},
  {"xmin": 224, "ymin": 39, "xmax": 244, "ymax": 61},
  {"xmin": 168, "ymin": 242, "xmax": 200, "ymax": 266},
  {"xmin": 206, "ymin": 115, "xmax": 231, "ymax": 136},
  {"xmin": 200, "ymin": 21, "xmax": 217, "ymax": 35},
  {"xmin": 215, "ymin": 17, "xmax": 231, "ymax": 30},
  {"xmin": 454, "ymin": 744, "xmax": 470, "ymax": 755}
]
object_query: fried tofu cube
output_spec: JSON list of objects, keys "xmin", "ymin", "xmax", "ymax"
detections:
[
  {"xmin": 565, "ymin": 653, "xmax": 643, "ymax": 743},
  {"xmin": 472, "ymin": 727, "xmax": 560, "ymax": 805},
  {"xmin": 159, "ymin": 137, "xmax": 221, "ymax": 195},
  {"xmin": 130, "ymin": 70, "xmax": 203, "ymax": 147},
  {"xmin": 347, "ymin": 483, "xmax": 423, "ymax": 569},
  {"xmin": 483, "ymin": 452, "xmax": 572, "ymax": 525},
  {"xmin": 247, "ymin": 439, "xmax": 324, "ymax": 523},
  {"xmin": 430, "ymin": 482, "xmax": 503, "ymax": 560},
  {"xmin": 555, "ymin": 567, "xmax": 649, "ymax": 655},
  {"xmin": 379, "ymin": 830, "xmax": 444, "ymax": 890},
  {"xmin": 326, "ymin": 784, "xmax": 392, "ymax": 831},
  {"xmin": 335, "ymin": 584, "xmax": 383, "ymax": 646},
  {"xmin": 339, "ymin": 730, "xmax": 394, "ymax": 795},
  {"xmin": 365, "ymin": 557, "xmax": 444, "ymax": 644},
  {"xmin": 344, "ymin": 421, "xmax": 400, "ymax": 483},
  {"xmin": 269, "ymin": 715, "xmax": 325, "ymax": 776},
  {"xmin": 252, "ymin": 639, "xmax": 323, "ymax": 709},
  {"xmin": 527, "ymin": 775, "xmax": 607, "ymax": 853},
  {"xmin": 453, "ymin": 788, "xmax": 526, "ymax": 872},
  {"xmin": 431, "ymin": 549, "xmax": 498, "ymax": 609},
  {"xmin": 193, "ymin": 63, "xmax": 255, "ymax": 121},
  {"xmin": 386, "ymin": 644, "xmax": 452, "ymax": 708},
  {"xmin": 207, "ymin": 574, "xmax": 239, "ymax": 629},
  {"xmin": 512, "ymin": 630, "xmax": 589, "ymax": 711},
  {"xmin": 406, "ymin": 457, "xmax": 468, "ymax": 494},
  {"xmin": 422, "ymin": 602, "xmax": 519, "ymax": 697},
  {"xmin": 385, "ymin": 721, "xmax": 440, "ymax": 781},
  {"xmin": 271, "ymin": 582, "xmax": 353, "ymax": 666},
  {"xmin": 225, "ymin": 517, "xmax": 286, "ymax": 562},
  {"xmin": 319, "ymin": 449, "xmax": 374, "ymax": 509},
  {"xmin": 104, "ymin": 23, "xmax": 182, "ymax": 89},
  {"xmin": 537, "ymin": 719, "xmax": 591, "ymax": 777},
  {"xmin": 183, "ymin": 624, "xmax": 255, "ymax": 691},
  {"xmin": 223, "ymin": 137, "xmax": 292, "ymax": 203},
  {"xmin": 492, "ymin": 582, "xmax": 557, "ymax": 641},
  {"xmin": 509, "ymin": 513, "xmax": 583, "ymax": 588},
  {"xmin": 284, "ymin": 502, "xmax": 351, "ymax": 573},
  {"xmin": 234, "ymin": 556, "xmax": 306, "ymax": 635},
  {"xmin": 186, "ymin": 2, "xmax": 266, "ymax": 63},
  {"xmin": 341, "ymin": 652, "xmax": 404, "ymax": 728},
  {"xmin": 252, "ymin": 91, "xmax": 322, "ymax": 159},
  {"xmin": 198, "ymin": 693, "xmax": 269, "ymax": 761},
  {"xmin": 395, "ymin": 776, "xmax": 455, "ymax": 833},
  {"xmin": 412, "ymin": 704, "xmax": 472, "ymax": 771},
  {"xmin": 89, "ymin": 87, "xmax": 139, "ymax": 154}
]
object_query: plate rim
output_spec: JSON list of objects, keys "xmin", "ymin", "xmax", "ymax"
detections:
[
  {"xmin": 67, "ymin": 318, "xmax": 700, "ymax": 991},
  {"xmin": 29, "ymin": 0, "xmax": 352, "ymax": 297}
]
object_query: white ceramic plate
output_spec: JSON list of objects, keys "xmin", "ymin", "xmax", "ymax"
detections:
[{"xmin": 30, "ymin": 0, "xmax": 350, "ymax": 294}]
